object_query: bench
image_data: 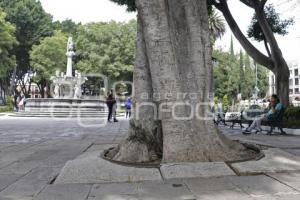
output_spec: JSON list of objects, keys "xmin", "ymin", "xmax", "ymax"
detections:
[{"xmin": 225, "ymin": 108, "xmax": 287, "ymax": 135}]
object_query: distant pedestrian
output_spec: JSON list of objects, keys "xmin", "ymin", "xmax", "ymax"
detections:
[
  {"xmin": 18, "ymin": 95, "xmax": 25, "ymax": 111},
  {"xmin": 106, "ymin": 91, "xmax": 118, "ymax": 123},
  {"xmin": 125, "ymin": 97, "xmax": 132, "ymax": 118}
]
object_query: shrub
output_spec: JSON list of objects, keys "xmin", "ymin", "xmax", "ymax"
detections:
[
  {"xmin": 284, "ymin": 107, "xmax": 300, "ymax": 128},
  {"xmin": 284, "ymin": 107, "xmax": 300, "ymax": 120},
  {"xmin": 0, "ymin": 96, "xmax": 13, "ymax": 113}
]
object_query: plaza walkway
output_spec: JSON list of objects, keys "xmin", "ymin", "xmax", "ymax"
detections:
[{"xmin": 0, "ymin": 116, "xmax": 299, "ymax": 200}]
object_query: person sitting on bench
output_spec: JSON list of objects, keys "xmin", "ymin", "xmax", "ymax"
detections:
[{"xmin": 243, "ymin": 94, "xmax": 283, "ymax": 134}]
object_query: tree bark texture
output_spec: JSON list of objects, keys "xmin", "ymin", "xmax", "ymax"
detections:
[{"xmin": 106, "ymin": 0, "xmax": 256, "ymax": 163}]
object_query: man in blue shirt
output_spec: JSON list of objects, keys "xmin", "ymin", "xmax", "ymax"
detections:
[{"xmin": 243, "ymin": 94, "xmax": 283, "ymax": 134}]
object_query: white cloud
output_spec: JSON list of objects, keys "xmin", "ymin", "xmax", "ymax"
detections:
[{"xmin": 40, "ymin": 0, "xmax": 136, "ymax": 23}]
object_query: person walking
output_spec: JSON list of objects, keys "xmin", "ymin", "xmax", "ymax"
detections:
[
  {"xmin": 125, "ymin": 97, "xmax": 132, "ymax": 119},
  {"xmin": 18, "ymin": 95, "xmax": 25, "ymax": 111},
  {"xmin": 106, "ymin": 94, "xmax": 115, "ymax": 123},
  {"xmin": 106, "ymin": 90, "xmax": 118, "ymax": 123}
]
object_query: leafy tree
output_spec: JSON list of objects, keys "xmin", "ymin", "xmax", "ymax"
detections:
[
  {"xmin": 75, "ymin": 20, "xmax": 136, "ymax": 84},
  {"xmin": 53, "ymin": 19, "xmax": 81, "ymax": 37},
  {"xmin": 30, "ymin": 31, "xmax": 67, "ymax": 97},
  {"xmin": 213, "ymin": 49, "xmax": 268, "ymax": 102},
  {"xmin": 256, "ymin": 64, "xmax": 269, "ymax": 97},
  {"xmin": 110, "ymin": 0, "xmax": 136, "ymax": 11},
  {"xmin": 210, "ymin": 0, "xmax": 293, "ymax": 105},
  {"xmin": 222, "ymin": 94, "xmax": 229, "ymax": 112},
  {"xmin": 213, "ymin": 50, "xmax": 239, "ymax": 102},
  {"xmin": 230, "ymin": 35, "xmax": 234, "ymax": 57},
  {"xmin": 0, "ymin": 10, "xmax": 17, "ymax": 98},
  {"xmin": 0, "ymin": 0, "xmax": 54, "ymax": 95},
  {"xmin": 242, "ymin": 54, "xmax": 256, "ymax": 98},
  {"xmin": 208, "ymin": 7, "xmax": 226, "ymax": 43},
  {"xmin": 247, "ymin": 4, "xmax": 294, "ymax": 57},
  {"xmin": 239, "ymin": 50, "xmax": 245, "ymax": 94}
]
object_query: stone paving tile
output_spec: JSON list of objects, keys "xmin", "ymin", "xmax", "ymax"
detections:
[
  {"xmin": 0, "ymin": 176, "xmax": 48, "ymax": 199},
  {"xmin": 38, "ymin": 155, "xmax": 77, "ymax": 168},
  {"xmin": 228, "ymin": 175, "xmax": 299, "ymax": 197},
  {"xmin": 55, "ymin": 151, "xmax": 162, "ymax": 184},
  {"xmin": 160, "ymin": 162, "xmax": 235, "ymax": 179},
  {"xmin": 0, "ymin": 174, "xmax": 22, "ymax": 192},
  {"xmin": 89, "ymin": 182, "xmax": 140, "ymax": 198},
  {"xmin": 283, "ymin": 149, "xmax": 300, "ymax": 156},
  {"xmin": 88, "ymin": 195, "xmax": 139, "ymax": 200},
  {"xmin": 194, "ymin": 189, "xmax": 253, "ymax": 200},
  {"xmin": 267, "ymin": 173, "xmax": 300, "ymax": 191},
  {"xmin": 20, "ymin": 149, "xmax": 61, "ymax": 162},
  {"xmin": 34, "ymin": 184, "xmax": 91, "ymax": 200},
  {"xmin": 0, "ymin": 161, "xmax": 40, "ymax": 175},
  {"xmin": 137, "ymin": 180, "xmax": 196, "ymax": 200},
  {"xmin": 184, "ymin": 176, "xmax": 238, "ymax": 192},
  {"xmin": 24, "ymin": 167, "xmax": 61, "ymax": 182},
  {"xmin": 183, "ymin": 177, "xmax": 253, "ymax": 200},
  {"xmin": 231, "ymin": 148, "xmax": 300, "ymax": 175},
  {"xmin": 252, "ymin": 194, "xmax": 300, "ymax": 200},
  {"xmin": 0, "ymin": 150, "xmax": 37, "ymax": 169}
]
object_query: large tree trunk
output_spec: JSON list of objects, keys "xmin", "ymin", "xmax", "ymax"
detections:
[{"xmin": 106, "ymin": 0, "xmax": 255, "ymax": 163}]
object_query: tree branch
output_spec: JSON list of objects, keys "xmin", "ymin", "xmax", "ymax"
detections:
[
  {"xmin": 260, "ymin": 0, "xmax": 268, "ymax": 9},
  {"xmin": 240, "ymin": 0, "xmax": 254, "ymax": 8},
  {"xmin": 214, "ymin": 0, "xmax": 274, "ymax": 70},
  {"xmin": 263, "ymin": 38, "xmax": 271, "ymax": 57}
]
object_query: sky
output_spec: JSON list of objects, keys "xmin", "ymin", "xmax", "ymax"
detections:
[{"xmin": 40, "ymin": 0, "xmax": 300, "ymax": 62}]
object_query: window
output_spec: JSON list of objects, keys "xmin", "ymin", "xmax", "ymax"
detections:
[
  {"xmin": 295, "ymin": 69, "xmax": 299, "ymax": 76},
  {"xmin": 295, "ymin": 88, "xmax": 299, "ymax": 94},
  {"xmin": 290, "ymin": 70, "xmax": 292, "ymax": 76},
  {"xmin": 289, "ymin": 79, "xmax": 293, "ymax": 86},
  {"xmin": 289, "ymin": 89, "xmax": 293, "ymax": 94},
  {"xmin": 296, "ymin": 78, "xmax": 299, "ymax": 86}
]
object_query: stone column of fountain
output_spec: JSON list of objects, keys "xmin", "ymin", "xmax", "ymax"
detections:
[{"xmin": 66, "ymin": 37, "xmax": 75, "ymax": 77}]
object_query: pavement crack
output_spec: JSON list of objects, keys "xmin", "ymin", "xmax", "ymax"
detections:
[
  {"xmin": 225, "ymin": 162, "xmax": 241, "ymax": 176},
  {"xmin": 82, "ymin": 143, "xmax": 94, "ymax": 153},
  {"xmin": 265, "ymin": 173, "xmax": 300, "ymax": 193},
  {"xmin": 85, "ymin": 184, "xmax": 94, "ymax": 200}
]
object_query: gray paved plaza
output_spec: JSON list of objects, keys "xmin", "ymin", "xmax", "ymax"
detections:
[{"xmin": 0, "ymin": 116, "xmax": 300, "ymax": 199}]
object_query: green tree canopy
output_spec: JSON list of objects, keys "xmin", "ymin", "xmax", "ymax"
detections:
[
  {"xmin": 75, "ymin": 20, "xmax": 137, "ymax": 82},
  {"xmin": 53, "ymin": 19, "xmax": 81, "ymax": 37},
  {"xmin": 247, "ymin": 4, "xmax": 294, "ymax": 42},
  {"xmin": 30, "ymin": 31, "xmax": 67, "ymax": 95},
  {"xmin": 110, "ymin": 0, "xmax": 136, "ymax": 11},
  {"xmin": 213, "ymin": 49, "xmax": 268, "ymax": 103},
  {"xmin": 208, "ymin": 7, "xmax": 226, "ymax": 43},
  {"xmin": 0, "ymin": 0, "xmax": 54, "ymax": 93},
  {"xmin": 0, "ymin": 10, "xmax": 17, "ymax": 79}
]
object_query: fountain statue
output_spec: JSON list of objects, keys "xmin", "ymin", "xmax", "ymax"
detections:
[
  {"xmin": 51, "ymin": 37, "xmax": 87, "ymax": 99},
  {"xmin": 23, "ymin": 37, "xmax": 107, "ymax": 116}
]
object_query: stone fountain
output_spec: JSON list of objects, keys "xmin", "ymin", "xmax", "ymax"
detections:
[{"xmin": 22, "ymin": 37, "xmax": 107, "ymax": 118}]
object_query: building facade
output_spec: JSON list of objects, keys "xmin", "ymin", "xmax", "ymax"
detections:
[{"xmin": 268, "ymin": 60, "xmax": 300, "ymax": 101}]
